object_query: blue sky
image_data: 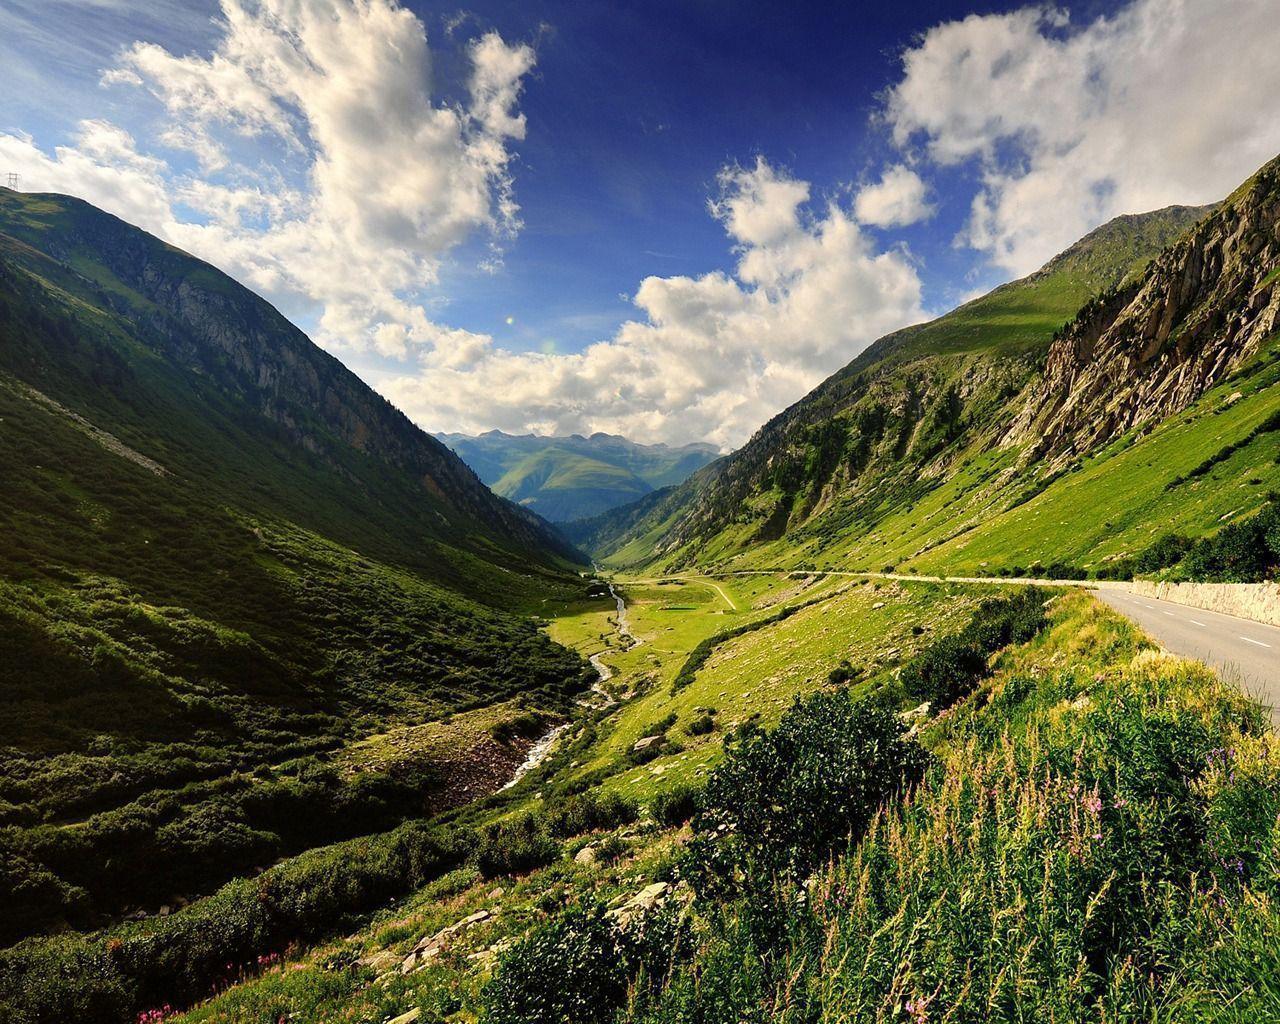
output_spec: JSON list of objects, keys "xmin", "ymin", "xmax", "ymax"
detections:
[{"xmin": 2, "ymin": 0, "xmax": 1279, "ymax": 446}]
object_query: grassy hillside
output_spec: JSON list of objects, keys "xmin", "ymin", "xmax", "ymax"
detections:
[
  {"xmin": 587, "ymin": 161, "xmax": 1280, "ymax": 582},
  {"xmin": 0, "ymin": 190, "xmax": 592, "ymax": 943},
  {"xmin": 439, "ymin": 431, "xmax": 720, "ymax": 522},
  {"xmin": 580, "ymin": 205, "xmax": 1210, "ymax": 571},
  {"xmin": 492, "ymin": 447, "xmax": 653, "ymax": 522}
]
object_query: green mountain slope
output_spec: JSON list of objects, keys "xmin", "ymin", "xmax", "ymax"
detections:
[
  {"xmin": 585, "ymin": 167, "xmax": 1280, "ymax": 575},
  {"xmin": 0, "ymin": 189, "xmax": 591, "ymax": 940},
  {"xmin": 491, "ymin": 446, "xmax": 653, "ymax": 521},
  {"xmin": 438, "ymin": 430, "xmax": 720, "ymax": 522}
]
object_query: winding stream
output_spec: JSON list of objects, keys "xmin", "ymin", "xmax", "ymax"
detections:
[{"xmin": 502, "ymin": 578, "xmax": 633, "ymax": 789}]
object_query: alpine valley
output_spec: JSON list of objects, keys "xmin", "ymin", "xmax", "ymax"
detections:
[{"xmin": 6, "ymin": 96, "xmax": 1280, "ymax": 1024}]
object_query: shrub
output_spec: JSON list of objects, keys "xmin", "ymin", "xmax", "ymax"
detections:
[
  {"xmin": 484, "ymin": 901, "xmax": 685, "ymax": 1024},
  {"xmin": 898, "ymin": 635, "xmax": 989, "ymax": 707},
  {"xmin": 652, "ymin": 784, "xmax": 702, "ymax": 828},
  {"xmin": 826, "ymin": 660, "xmax": 859, "ymax": 685},
  {"xmin": 898, "ymin": 588, "xmax": 1049, "ymax": 709},
  {"xmin": 490, "ymin": 711, "xmax": 550, "ymax": 745},
  {"xmin": 1180, "ymin": 501, "xmax": 1280, "ymax": 581},
  {"xmin": 483, "ymin": 903, "xmax": 626, "ymax": 1024},
  {"xmin": 544, "ymin": 792, "xmax": 637, "ymax": 839},
  {"xmin": 688, "ymin": 691, "xmax": 930, "ymax": 897},
  {"xmin": 474, "ymin": 814, "xmax": 559, "ymax": 878},
  {"xmin": 684, "ymin": 712, "xmax": 715, "ymax": 736},
  {"xmin": 0, "ymin": 821, "xmax": 468, "ymax": 1024},
  {"xmin": 1135, "ymin": 533, "xmax": 1192, "ymax": 574}
]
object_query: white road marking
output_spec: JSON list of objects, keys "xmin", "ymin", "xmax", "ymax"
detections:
[
  {"xmin": 1240, "ymin": 636, "xmax": 1272, "ymax": 649},
  {"xmin": 1143, "ymin": 603, "xmax": 1156, "ymax": 610},
  {"xmin": 1163, "ymin": 611, "xmax": 1176, "ymax": 617},
  {"xmin": 1189, "ymin": 619, "xmax": 1207, "ymax": 627}
]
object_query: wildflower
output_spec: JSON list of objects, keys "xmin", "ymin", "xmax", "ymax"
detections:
[{"xmin": 1083, "ymin": 793, "xmax": 1103, "ymax": 815}]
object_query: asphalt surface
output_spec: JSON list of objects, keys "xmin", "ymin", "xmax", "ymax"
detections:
[{"xmin": 1093, "ymin": 589, "xmax": 1280, "ymax": 717}]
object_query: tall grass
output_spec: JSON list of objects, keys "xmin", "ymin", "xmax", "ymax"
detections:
[{"xmin": 620, "ymin": 594, "xmax": 1280, "ymax": 1023}]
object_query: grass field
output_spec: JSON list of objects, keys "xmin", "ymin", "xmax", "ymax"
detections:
[{"xmin": 538, "ymin": 574, "xmax": 992, "ymax": 806}]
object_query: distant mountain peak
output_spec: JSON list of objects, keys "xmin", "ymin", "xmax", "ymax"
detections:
[{"xmin": 438, "ymin": 429, "xmax": 722, "ymax": 522}]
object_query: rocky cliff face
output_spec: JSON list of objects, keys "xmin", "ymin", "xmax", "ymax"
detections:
[{"xmin": 1016, "ymin": 159, "xmax": 1280, "ymax": 465}]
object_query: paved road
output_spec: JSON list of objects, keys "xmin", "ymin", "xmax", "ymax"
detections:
[{"xmin": 1093, "ymin": 589, "xmax": 1280, "ymax": 716}]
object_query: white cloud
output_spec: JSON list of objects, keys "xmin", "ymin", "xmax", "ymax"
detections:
[
  {"xmin": 884, "ymin": 0, "xmax": 1280, "ymax": 275},
  {"xmin": 380, "ymin": 159, "xmax": 926, "ymax": 449},
  {"xmin": 5, "ymin": 0, "xmax": 533, "ymax": 359},
  {"xmin": 2, "ymin": 1, "xmax": 931, "ymax": 449},
  {"xmin": 854, "ymin": 164, "xmax": 933, "ymax": 228}
]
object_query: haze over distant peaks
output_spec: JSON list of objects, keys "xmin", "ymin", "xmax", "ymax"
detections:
[{"xmin": 437, "ymin": 430, "xmax": 722, "ymax": 523}]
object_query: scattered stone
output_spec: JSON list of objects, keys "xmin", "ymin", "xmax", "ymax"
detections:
[
  {"xmin": 357, "ymin": 949, "xmax": 400, "ymax": 973},
  {"xmin": 158, "ymin": 905, "xmax": 171, "ymax": 917},
  {"xmin": 632, "ymin": 735, "xmax": 662, "ymax": 751},
  {"xmin": 400, "ymin": 909, "xmax": 494, "ymax": 973},
  {"xmin": 387, "ymin": 1010, "xmax": 421, "ymax": 1024},
  {"xmin": 574, "ymin": 845, "xmax": 597, "ymax": 866},
  {"xmin": 487, "ymin": 887, "xmax": 505, "ymax": 899},
  {"xmin": 608, "ymin": 881, "xmax": 671, "ymax": 927},
  {"xmin": 872, "ymin": 601, "xmax": 886, "ymax": 610}
]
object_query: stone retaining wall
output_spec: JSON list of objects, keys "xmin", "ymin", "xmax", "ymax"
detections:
[{"xmin": 1125, "ymin": 580, "xmax": 1280, "ymax": 628}]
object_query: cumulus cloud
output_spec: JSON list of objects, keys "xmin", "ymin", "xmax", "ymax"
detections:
[
  {"xmin": 0, "ymin": 0, "xmax": 932, "ymax": 449},
  {"xmin": 854, "ymin": 164, "xmax": 933, "ymax": 228},
  {"xmin": 381, "ymin": 159, "xmax": 926, "ymax": 449},
  {"xmin": 884, "ymin": 0, "xmax": 1280, "ymax": 275},
  {"xmin": 4, "ymin": 0, "xmax": 533, "ymax": 359}
]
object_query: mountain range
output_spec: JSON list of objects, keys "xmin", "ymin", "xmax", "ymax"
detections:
[{"xmin": 437, "ymin": 430, "xmax": 720, "ymax": 522}]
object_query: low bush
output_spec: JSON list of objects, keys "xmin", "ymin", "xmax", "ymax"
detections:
[
  {"xmin": 683, "ymin": 711, "xmax": 715, "ymax": 736},
  {"xmin": 544, "ymin": 792, "xmax": 637, "ymax": 838},
  {"xmin": 1135, "ymin": 533, "xmax": 1192, "ymax": 573},
  {"xmin": 652, "ymin": 784, "xmax": 702, "ymax": 828},
  {"xmin": 0, "ymin": 821, "xmax": 468, "ymax": 1024},
  {"xmin": 897, "ymin": 588, "xmax": 1048, "ymax": 709},
  {"xmin": 483, "ymin": 901, "xmax": 685, "ymax": 1024},
  {"xmin": 1180, "ymin": 500, "xmax": 1280, "ymax": 581},
  {"xmin": 687, "ymin": 690, "xmax": 930, "ymax": 898},
  {"xmin": 474, "ymin": 814, "xmax": 559, "ymax": 879}
]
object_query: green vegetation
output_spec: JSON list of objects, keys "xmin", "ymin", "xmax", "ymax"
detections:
[
  {"xmin": 614, "ymin": 593, "xmax": 1278, "ymax": 1023},
  {"xmin": 0, "ymin": 191, "xmax": 591, "ymax": 947},
  {"xmin": 492, "ymin": 448, "xmax": 653, "ymax": 522},
  {"xmin": 39, "ymin": 580, "xmax": 1273, "ymax": 1024},
  {"xmin": 577, "ymin": 164, "xmax": 1280, "ymax": 591},
  {"xmin": 0, "ymin": 786, "xmax": 642, "ymax": 1024},
  {"xmin": 478, "ymin": 592, "xmax": 1280, "ymax": 1024}
]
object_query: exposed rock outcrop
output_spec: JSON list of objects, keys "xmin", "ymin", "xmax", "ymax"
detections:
[{"xmin": 1016, "ymin": 158, "xmax": 1280, "ymax": 465}]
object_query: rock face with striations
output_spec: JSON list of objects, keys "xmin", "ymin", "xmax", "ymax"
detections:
[{"xmin": 1017, "ymin": 157, "xmax": 1280, "ymax": 466}]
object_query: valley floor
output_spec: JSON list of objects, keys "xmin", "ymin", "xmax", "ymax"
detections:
[{"xmin": 10, "ymin": 572, "xmax": 1280, "ymax": 1024}]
